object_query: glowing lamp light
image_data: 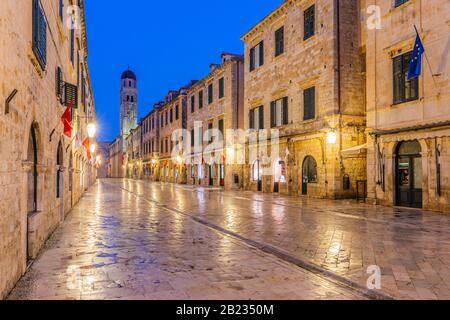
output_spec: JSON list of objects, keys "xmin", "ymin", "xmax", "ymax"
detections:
[
  {"xmin": 176, "ymin": 156, "xmax": 182, "ymax": 164},
  {"xmin": 90, "ymin": 143, "xmax": 96, "ymax": 154},
  {"xmin": 87, "ymin": 123, "xmax": 97, "ymax": 138},
  {"xmin": 326, "ymin": 131, "xmax": 337, "ymax": 145},
  {"xmin": 151, "ymin": 159, "xmax": 157, "ymax": 165},
  {"xmin": 96, "ymin": 155, "xmax": 101, "ymax": 162}
]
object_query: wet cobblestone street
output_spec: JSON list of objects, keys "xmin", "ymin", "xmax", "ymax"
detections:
[{"xmin": 8, "ymin": 180, "xmax": 363, "ymax": 300}]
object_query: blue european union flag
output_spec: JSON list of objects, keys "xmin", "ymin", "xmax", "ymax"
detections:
[{"xmin": 408, "ymin": 31, "xmax": 425, "ymax": 80}]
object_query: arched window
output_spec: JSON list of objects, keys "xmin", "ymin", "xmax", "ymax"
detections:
[
  {"xmin": 303, "ymin": 156, "xmax": 318, "ymax": 183},
  {"xmin": 252, "ymin": 160, "xmax": 261, "ymax": 181}
]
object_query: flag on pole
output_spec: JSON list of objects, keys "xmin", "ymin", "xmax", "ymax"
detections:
[
  {"xmin": 408, "ymin": 27, "xmax": 425, "ymax": 80},
  {"xmin": 61, "ymin": 99, "xmax": 74, "ymax": 138},
  {"xmin": 82, "ymin": 137, "xmax": 91, "ymax": 160}
]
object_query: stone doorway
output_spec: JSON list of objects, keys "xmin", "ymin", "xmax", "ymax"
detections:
[{"xmin": 395, "ymin": 141, "xmax": 423, "ymax": 209}]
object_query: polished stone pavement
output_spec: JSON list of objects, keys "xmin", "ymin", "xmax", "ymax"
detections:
[
  {"xmin": 8, "ymin": 180, "xmax": 364, "ymax": 300},
  {"xmin": 104, "ymin": 179, "xmax": 450, "ymax": 300}
]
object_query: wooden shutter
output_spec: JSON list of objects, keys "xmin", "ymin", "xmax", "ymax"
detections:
[
  {"xmin": 250, "ymin": 47, "xmax": 255, "ymax": 71},
  {"xmin": 32, "ymin": 0, "xmax": 47, "ymax": 68},
  {"xmin": 282, "ymin": 97, "xmax": 289, "ymax": 125},
  {"xmin": 393, "ymin": 56, "xmax": 403, "ymax": 104},
  {"xmin": 259, "ymin": 41, "xmax": 264, "ymax": 66},
  {"xmin": 304, "ymin": 87, "xmax": 315, "ymax": 120},
  {"xmin": 270, "ymin": 101, "xmax": 276, "ymax": 128},
  {"xmin": 259, "ymin": 106, "xmax": 264, "ymax": 130},
  {"xmin": 249, "ymin": 109, "xmax": 255, "ymax": 129},
  {"xmin": 65, "ymin": 83, "xmax": 78, "ymax": 108},
  {"xmin": 219, "ymin": 78, "xmax": 224, "ymax": 98}
]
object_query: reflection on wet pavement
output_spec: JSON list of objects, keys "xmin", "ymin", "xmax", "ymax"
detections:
[
  {"xmin": 110, "ymin": 179, "xmax": 450, "ymax": 300},
  {"xmin": 8, "ymin": 180, "xmax": 363, "ymax": 300}
]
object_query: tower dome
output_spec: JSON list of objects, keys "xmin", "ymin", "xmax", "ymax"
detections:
[{"xmin": 121, "ymin": 69, "xmax": 136, "ymax": 80}]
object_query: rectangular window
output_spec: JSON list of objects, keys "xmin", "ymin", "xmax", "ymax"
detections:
[
  {"xmin": 219, "ymin": 77, "xmax": 225, "ymax": 99},
  {"xmin": 275, "ymin": 27, "xmax": 284, "ymax": 56},
  {"xmin": 393, "ymin": 52, "xmax": 419, "ymax": 104},
  {"xmin": 198, "ymin": 127, "xmax": 203, "ymax": 146},
  {"xmin": 208, "ymin": 122, "xmax": 213, "ymax": 143},
  {"xmin": 270, "ymin": 97, "xmax": 288, "ymax": 128},
  {"xmin": 303, "ymin": 87, "xmax": 316, "ymax": 120},
  {"xmin": 249, "ymin": 106, "xmax": 264, "ymax": 130},
  {"xmin": 304, "ymin": 5, "xmax": 315, "ymax": 40},
  {"xmin": 170, "ymin": 108, "xmax": 173, "ymax": 123},
  {"xmin": 395, "ymin": 0, "xmax": 409, "ymax": 7},
  {"xmin": 161, "ymin": 114, "xmax": 164, "ymax": 128},
  {"xmin": 32, "ymin": 0, "xmax": 47, "ymax": 69},
  {"xmin": 191, "ymin": 129, "xmax": 195, "ymax": 147},
  {"xmin": 191, "ymin": 95, "xmax": 195, "ymax": 113},
  {"xmin": 59, "ymin": 0, "xmax": 64, "ymax": 22},
  {"xmin": 165, "ymin": 111, "xmax": 168, "ymax": 125},
  {"xmin": 250, "ymin": 41, "xmax": 264, "ymax": 71},
  {"xmin": 218, "ymin": 119, "xmax": 224, "ymax": 139},
  {"xmin": 70, "ymin": 28, "xmax": 75, "ymax": 65},
  {"xmin": 199, "ymin": 90, "xmax": 204, "ymax": 109},
  {"xmin": 165, "ymin": 139, "xmax": 168, "ymax": 153},
  {"xmin": 175, "ymin": 105, "xmax": 179, "ymax": 120},
  {"xmin": 208, "ymin": 83, "xmax": 214, "ymax": 104}
]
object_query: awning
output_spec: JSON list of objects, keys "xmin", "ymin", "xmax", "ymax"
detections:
[{"xmin": 341, "ymin": 143, "xmax": 367, "ymax": 155}]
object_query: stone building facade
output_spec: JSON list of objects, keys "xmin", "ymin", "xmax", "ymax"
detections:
[
  {"xmin": 186, "ymin": 53, "xmax": 245, "ymax": 190},
  {"xmin": 241, "ymin": 0, "xmax": 366, "ymax": 199},
  {"xmin": 96, "ymin": 142, "xmax": 111, "ymax": 178},
  {"xmin": 157, "ymin": 83, "xmax": 196, "ymax": 184},
  {"xmin": 109, "ymin": 136, "xmax": 124, "ymax": 178},
  {"xmin": 124, "ymin": 126, "xmax": 142, "ymax": 179},
  {"xmin": 0, "ymin": 0, "xmax": 97, "ymax": 298},
  {"xmin": 141, "ymin": 106, "xmax": 161, "ymax": 181},
  {"xmin": 364, "ymin": 0, "xmax": 450, "ymax": 211}
]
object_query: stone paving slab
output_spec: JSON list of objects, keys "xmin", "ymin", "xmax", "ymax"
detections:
[
  {"xmin": 8, "ymin": 181, "xmax": 363, "ymax": 300},
  {"xmin": 113, "ymin": 179, "xmax": 450, "ymax": 300}
]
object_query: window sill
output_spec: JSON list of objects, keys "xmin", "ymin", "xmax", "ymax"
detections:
[
  {"xmin": 391, "ymin": 97, "xmax": 421, "ymax": 107},
  {"xmin": 386, "ymin": 0, "xmax": 418, "ymax": 17},
  {"xmin": 28, "ymin": 48, "xmax": 45, "ymax": 77},
  {"xmin": 273, "ymin": 52, "xmax": 286, "ymax": 61},
  {"xmin": 303, "ymin": 34, "xmax": 316, "ymax": 45}
]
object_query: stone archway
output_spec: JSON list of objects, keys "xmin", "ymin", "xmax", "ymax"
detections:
[{"xmin": 302, "ymin": 156, "xmax": 318, "ymax": 195}]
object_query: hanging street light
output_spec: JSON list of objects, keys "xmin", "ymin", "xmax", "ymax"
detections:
[{"xmin": 87, "ymin": 123, "xmax": 97, "ymax": 138}]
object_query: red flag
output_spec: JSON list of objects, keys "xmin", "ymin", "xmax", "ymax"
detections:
[
  {"xmin": 82, "ymin": 137, "xmax": 91, "ymax": 160},
  {"xmin": 61, "ymin": 99, "xmax": 73, "ymax": 138}
]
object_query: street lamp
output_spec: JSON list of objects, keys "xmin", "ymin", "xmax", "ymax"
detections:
[
  {"xmin": 326, "ymin": 131, "xmax": 337, "ymax": 145},
  {"xmin": 87, "ymin": 123, "xmax": 97, "ymax": 138},
  {"xmin": 90, "ymin": 143, "xmax": 96, "ymax": 154}
]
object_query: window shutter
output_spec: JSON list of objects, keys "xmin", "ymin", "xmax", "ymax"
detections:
[
  {"xmin": 259, "ymin": 41, "xmax": 264, "ymax": 66},
  {"xmin": 259, "ymin": 106, "xmax": 264, "ymax": 130},
  {"xmin": 270, "ymin": 101, "xmax": 276, "ymax": 128},
  {"xmin": 304, "ymin": 87, "xmax": 315, "ymax": 120},
  {"xmin": 249, "ymin": 109, "xmax": 254, "ymax": 129},
  {"xmin": 282, "ymin": 97, "xmax": 289, "ymax": 125},
  {"xmin": 250, "ymin": 47, "xmax": 255, "ymax": 71},
  {"xmin": 393, "ymin": 56, "xmax": 403, "ymax": 104},
  {"xmin": 56, "ymin": 66, "xmax": 63, "ymax": 98}
]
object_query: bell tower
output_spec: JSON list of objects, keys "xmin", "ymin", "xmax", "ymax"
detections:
[{"xmin": 120, "ymin": 68, "xmax": 138, "ymax": 144}]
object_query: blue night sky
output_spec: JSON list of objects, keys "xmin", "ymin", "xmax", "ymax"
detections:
[{"xmin": 84, "ymin": 0, "xmax": 283, "ymax": 142}]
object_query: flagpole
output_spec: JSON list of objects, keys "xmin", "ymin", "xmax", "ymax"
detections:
[{"xmin": 414, "ymin": 25, "xmax": 440, "ymax": 92}]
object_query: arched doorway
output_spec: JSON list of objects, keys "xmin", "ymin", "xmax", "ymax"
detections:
[
  {"xmin": 302, "ymin": 156, "xmax": 317, "ymax": 195},
  {"xmin": 252, "ymin": 160, "xmax": 262, "ymax": 192},
  {"xmin": 27, "ymin": 125, "xmax": 39, "ymax": 213},
  {"xmin": 396, "ymin": 140, "xmax": 422, "ymax": 208}
]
